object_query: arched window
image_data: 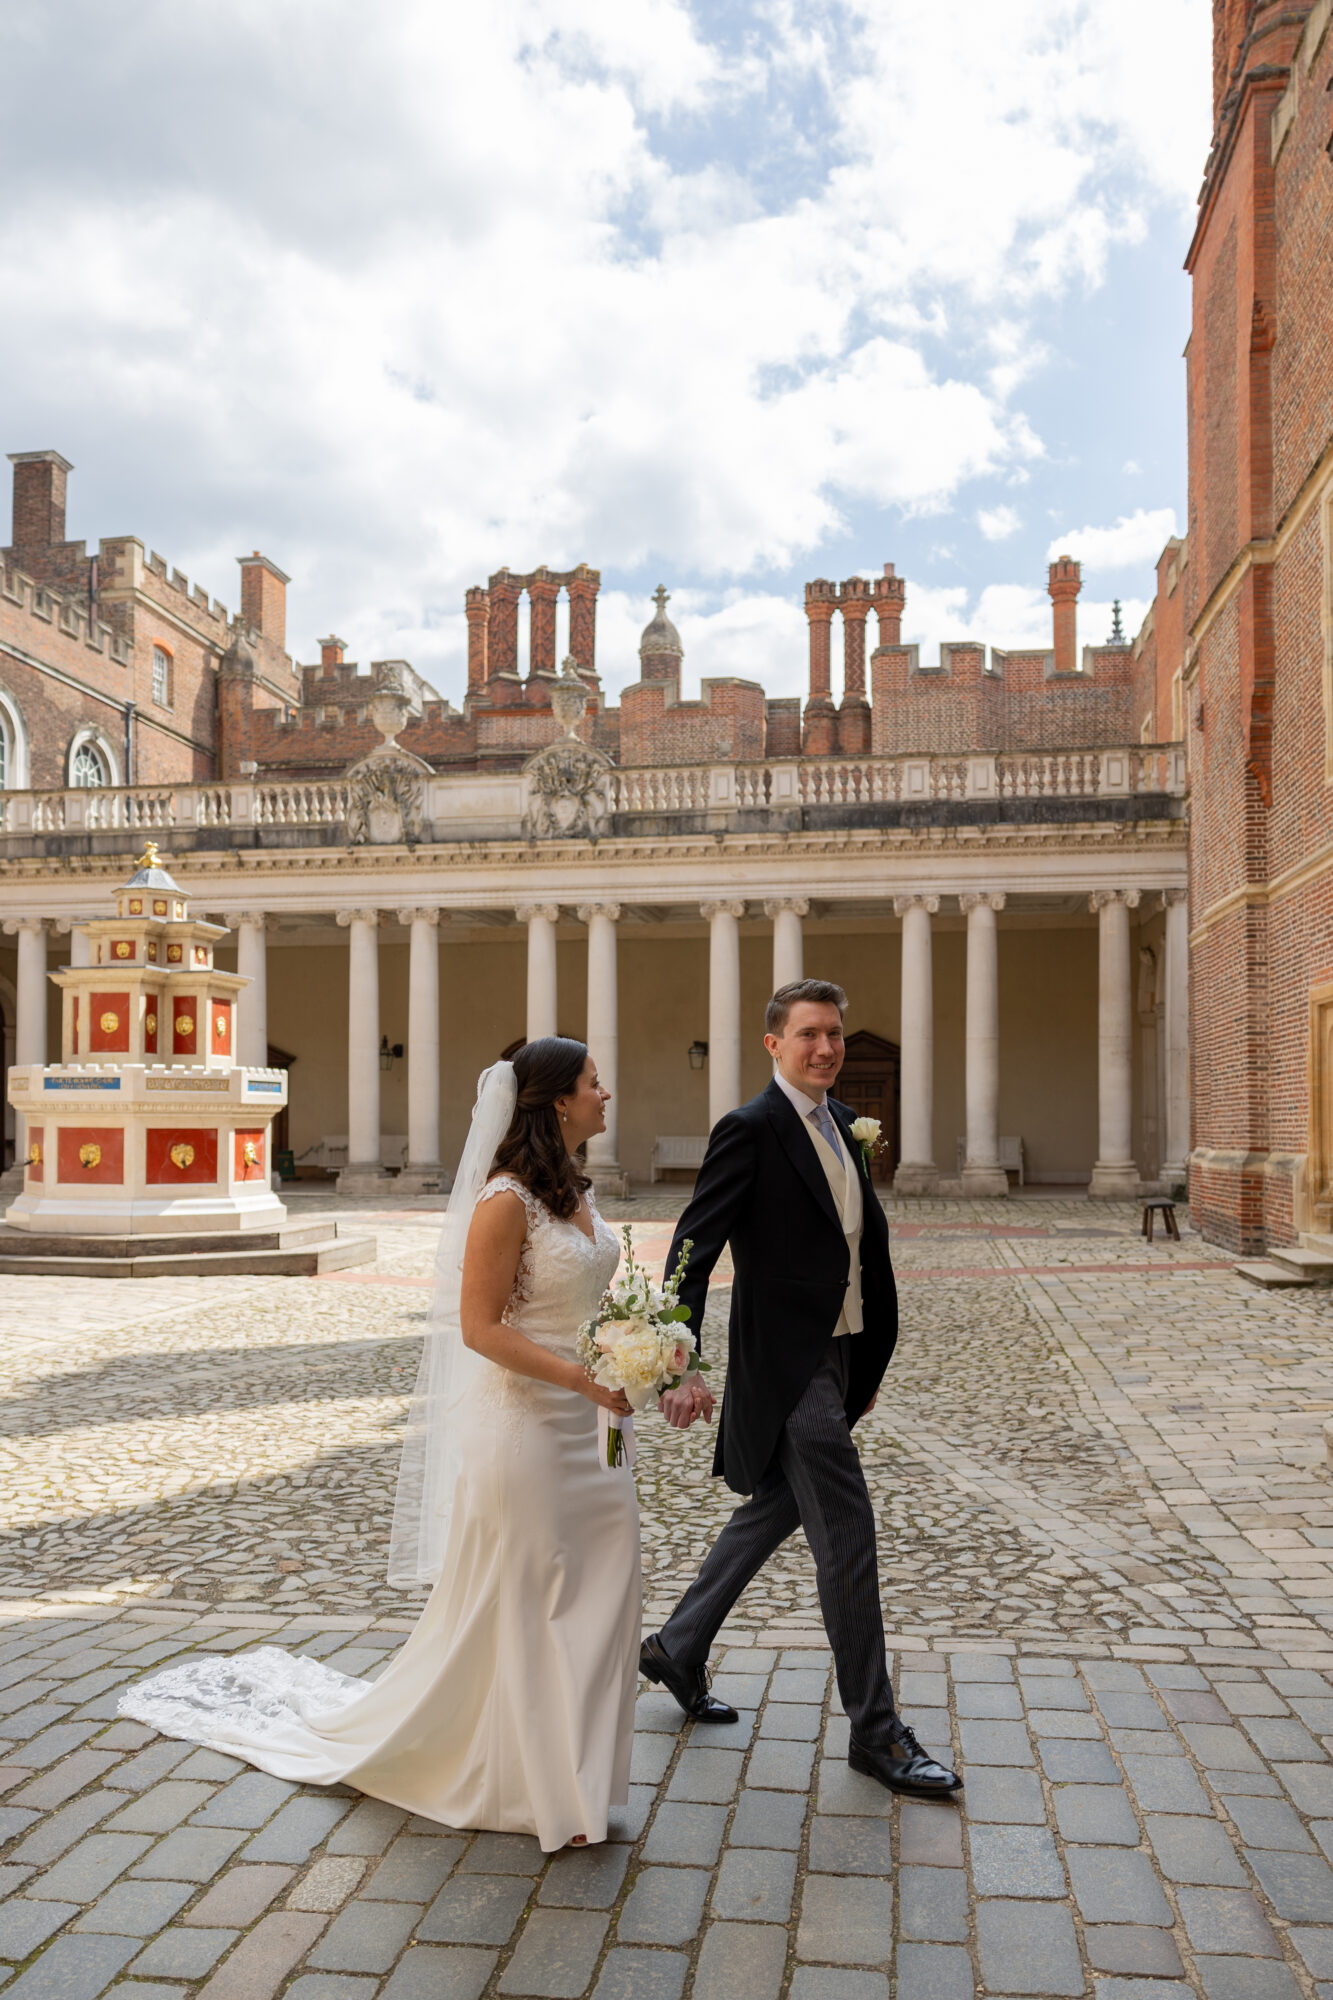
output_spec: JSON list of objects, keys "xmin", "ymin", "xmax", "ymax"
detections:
[
  {"xmin": 152, "ymin": 645, "xmax": 173, "ymax": 708},
  {"xmin": 0, "ymin": 688, "xmax": 30, "ymax": 792},
  {"xmin": 69, "ymin": 734, "xmax": 113, "ymax": 788}
]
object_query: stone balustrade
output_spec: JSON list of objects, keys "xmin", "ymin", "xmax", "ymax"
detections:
[{"xmin": 0, "ymin": 745, "xmax": 1185, "ymax": 853}]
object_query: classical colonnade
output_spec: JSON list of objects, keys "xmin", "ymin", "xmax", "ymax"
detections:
[{"xmin": 4, "ymin": 888, "xmax": 1190, "ymax": 1198}]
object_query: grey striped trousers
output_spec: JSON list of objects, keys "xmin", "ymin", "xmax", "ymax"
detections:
[{"xmin": 659, "ymin": 1340, "xmax": 900, "ymax": 1751}]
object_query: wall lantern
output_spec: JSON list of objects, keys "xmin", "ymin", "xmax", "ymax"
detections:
[
  {"xmin": 379, "ymin": 1036, "xmax": 404, "ymax": 1071},
  {"xmin": 687, "ymin": 1040, "xmax": 708, "ymax": 1070}
]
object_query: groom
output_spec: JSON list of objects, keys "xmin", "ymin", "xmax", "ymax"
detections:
[{"xmin": 643, "ymin": 979, "xmax": 961, "ymax": 1798}]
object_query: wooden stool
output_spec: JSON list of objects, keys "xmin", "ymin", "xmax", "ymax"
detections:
[{"xmin": 1142, "ymin": 1198, "xmax": 1180, "ymax": 1243}]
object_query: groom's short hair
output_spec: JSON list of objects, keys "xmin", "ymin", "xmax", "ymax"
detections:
[{"xmin": 766, "ymin": 979, "xmax": 848, "ymax": 1035}]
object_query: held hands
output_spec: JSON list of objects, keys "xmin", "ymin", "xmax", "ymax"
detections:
[{"xmin": 658, "ymin": 1374, "xmax": 715, "ymax": 1431}]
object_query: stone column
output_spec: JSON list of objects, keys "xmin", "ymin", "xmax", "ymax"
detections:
[
  {"xmin": 960, "ymin": 893, "xmax": 1008, "ymax": 1197},
  {"xmin": 55, "ymin": 917, "xmax": 92, "ymax": 970},
  {"xmin": 1089, "ymin": 889, "xmax": 1142, "ymax": 1198},
  {"xmin": 764, "ymin": 898, "xmax": 807, "ymax": 991},
  {"xmin": 234, "ymin": 913, "xmax": 271, "ymax": 1069},
  {"xmin": 336, "ymin": 908, "xmax": 391, "ymax": 1194},
  {"xmin": 578, "ymin": 903, "xmax": 628, "ymax": 1197},
  {"xmin": 2, "ymin": 918, "xmax": 47, "ymax": 1185},
  {"xmin": 518, "ymin": 904, "xmax": 560, "ymax": 1042},
  {"xmin": 1161, "ymin": 889, "xmax": 1190, "ymax": 1188},
  {"xmin": 702, "ymin": 900, "xmax": 746, "ymax": 1128},
  {"xmin": 894, "ymin": 894, "xmax": 940, "ymax": 1194},
  {"xmin": 397, "ymin": 907, "xmax": 444, "ymax": 1194}
]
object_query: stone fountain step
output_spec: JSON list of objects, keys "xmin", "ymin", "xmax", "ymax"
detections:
[
  {"xmin": 0, "ymin": 1219, "xmax": 376, "ymax": 1279},
  {"xmin": 1266, "ymin": 1245, "xmax": 1333, "ymax": 1282}
]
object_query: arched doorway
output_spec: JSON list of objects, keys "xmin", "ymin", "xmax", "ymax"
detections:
[{"xmin": 838, "ymin": 1029, "xmax": 900, "ymax": 1182}]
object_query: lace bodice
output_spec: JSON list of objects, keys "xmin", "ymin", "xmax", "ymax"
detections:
[{"xmin": 477, "ymin": 1175, "xmax": 620, "ymax": 1354}]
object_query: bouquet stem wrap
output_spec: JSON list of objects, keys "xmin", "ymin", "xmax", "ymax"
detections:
[{"xmin": 598, "ymin": 1408, "xmax": 636, "ymax": 1471}]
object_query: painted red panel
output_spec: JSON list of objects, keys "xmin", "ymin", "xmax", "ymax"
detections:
[
  {"xmin": 234, "ymin": 1129, "xmax": 266, "ymax": 1181},
  {"xmin": 57, "ymin": 1127, "xmax": 125, "ymax": 1184},
  {"xmin": 90, "ymin": 992, "xmax": 131, "ymax": 1055},
  {"xmin": 143, "ymin": 1000, "xmax": 159, "ymax": 1055},
  {"xmin": 166, "ymin": 943, "xmax": 182, "ymax": 964},
  {"xmin": 27, "ymin": 1125, "xmax": 43, "ymax": 1181},
  {"xmin": 111, "ymin": 939, "xmax": 136, "ymax": 962},
  {"xmin": 211, "ymin": 1000, "xmax": 232, "ymax": 1056},
  {"xmin": 146, "ymin": 1128, "xmax": 219, "ymax": 1185},
  {"xmin": 173, "ymin": 994, "xmax": 198, "ymax": 1054}
]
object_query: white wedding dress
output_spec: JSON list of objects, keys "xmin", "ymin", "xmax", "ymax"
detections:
[{"xmin": 121, "ymin": 1177, "xmax": 639, "ymax": 1852}]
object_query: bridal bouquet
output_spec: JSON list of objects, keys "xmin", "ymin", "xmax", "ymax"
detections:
[{"xmin": 577, "ymin": 1228, "xmax": 708, "ymax": 1466}]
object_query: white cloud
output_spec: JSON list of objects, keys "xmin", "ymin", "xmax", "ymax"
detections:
[
  {"xmin": 0, "ymin": 0, "xmax": 1209, "ymax": 697},
  {"xmin": 977, "ymin": 505, "xmax": 1023, "ymax": 542},
  {"xmin": 1047, "ymin": 508, "xmax": 1179, "ymax": 573}
]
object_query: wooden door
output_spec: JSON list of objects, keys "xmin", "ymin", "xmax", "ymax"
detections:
[{"xmin": 838, "ymin": 1029, "xmax": 900, "ymax": 1182}]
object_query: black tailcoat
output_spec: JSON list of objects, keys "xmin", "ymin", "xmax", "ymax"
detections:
[{"xmin": 666, "ymin": 1078, "xmax": 897, "ymax": 1495}]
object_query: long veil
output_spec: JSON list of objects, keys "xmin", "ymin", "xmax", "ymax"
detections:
[{"xmin": 387, "ymin": 1060, "xmax": 518, "ymax": 1587}]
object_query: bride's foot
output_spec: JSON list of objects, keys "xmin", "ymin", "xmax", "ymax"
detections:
[{"xmin": 570, "ymin": 1834, "xmax": 588, "ymax": 1846}]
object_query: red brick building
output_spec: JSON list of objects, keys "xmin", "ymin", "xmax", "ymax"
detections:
[{"xmin": 1136, "ymin": 0, "xmax": 1333, "ymax": 1250}]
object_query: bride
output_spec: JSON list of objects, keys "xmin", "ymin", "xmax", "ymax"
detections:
[{"xmin": 121, "ymin": 1037, "xmax": 687, "ymax": 1851}]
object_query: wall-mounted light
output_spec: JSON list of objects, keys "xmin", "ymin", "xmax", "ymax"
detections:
[
  {"xmin": 379, "ymin": 1036, "xmax": 404, "ymax": 1071},
  {"xmin": 687, "ymin": 1040, "xmax": 708, "ymax": 1070}
]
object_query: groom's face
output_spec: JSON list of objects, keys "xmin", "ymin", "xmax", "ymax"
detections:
[{"xmin": 765, "ymin": 1001, "xmax": 846, "ymax": 1099}]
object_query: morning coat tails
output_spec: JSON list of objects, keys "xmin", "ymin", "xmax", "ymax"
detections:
[{"xmin": 665, "ymin": 1077, "xmax": 898, "ymax": 1495}]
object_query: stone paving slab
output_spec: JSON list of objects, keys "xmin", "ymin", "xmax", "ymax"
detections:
[{"xmin": 0, "ymin": 1195, "xmax": 1331, "ymax": 1995}]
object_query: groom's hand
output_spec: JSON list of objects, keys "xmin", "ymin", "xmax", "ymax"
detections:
[{"xmin": 658, "ymin": 1376, "xmax": 714, "ymax": 1430}]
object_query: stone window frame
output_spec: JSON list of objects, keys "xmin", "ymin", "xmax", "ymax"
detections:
[
  {"xmin": 67, "ymin": 724, "xmax": 120, "ymax": 790},
  {"xmin": 151, "ymin": 642, "xmax": 174, "ymax": 710},
  {"xmin": 1308, "ymin": 979, "xmax": 1333, "ymax": 1227},
  {"xmin": 0, "ymin": 684, "xmax": 30, "ymax": 791}
]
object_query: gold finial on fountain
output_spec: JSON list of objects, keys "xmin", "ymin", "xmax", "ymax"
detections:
[{"xmin": 135, "ymin": 841, "xmax": 162, "ymax": 872}]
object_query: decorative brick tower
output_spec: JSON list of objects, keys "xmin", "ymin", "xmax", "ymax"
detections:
[{"xmin": 5, "ymin": 846, "xmax": 289, "ymax": 1238}]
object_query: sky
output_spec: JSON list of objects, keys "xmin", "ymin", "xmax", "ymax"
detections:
[{"xmin": 0, "ymin": 0, "xmax": 1211, "ymax": 708}]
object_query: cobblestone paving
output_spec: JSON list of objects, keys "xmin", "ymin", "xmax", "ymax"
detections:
[{"xmin": 1, "ymin": 1192, "xmax": 1332, "ymax": 1998}]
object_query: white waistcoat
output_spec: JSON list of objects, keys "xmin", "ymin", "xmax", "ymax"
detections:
[{"xmin": 805, "ymin": 1118, "xmax": 864, "ymax": 1337}]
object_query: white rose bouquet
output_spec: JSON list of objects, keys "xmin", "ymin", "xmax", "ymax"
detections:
[
  {"xmin": 849, "ymin": 1115, "xmax": 883, "ymax": 1178},
  {"xmin": 577, "ymin": 1228, "xmax": 708, "ymax": 1466}
]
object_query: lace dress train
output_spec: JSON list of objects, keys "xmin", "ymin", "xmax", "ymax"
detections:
[{"xmin": 121, "ymin": 1180, "xmax": 639, "ymax": 1852}]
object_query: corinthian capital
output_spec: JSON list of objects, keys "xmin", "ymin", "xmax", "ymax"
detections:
[
  {"xmin": 576, "ymin": 903, "xmax": 621, "ymax": 924},
  {"xmin": 892, "ymin": 894, "xmax": 941, "ymax": 917},
  {"xmin": 701, "ymin": 899, "xmax": 747, "ymax": 921},
  {"xmin": 515, "ymin": 903, "xmax": 561, "ymax": 925},
  {"xmin": 336, "ymin": 907, "xmax": 381, "ymax": 928},
  {"xmin": 762, "ymin": 898, "xmax": 809, "ymax": 919},
  {"xmin": 959, "ymin": 892, "xmax": 1006, "ymax": 915}
]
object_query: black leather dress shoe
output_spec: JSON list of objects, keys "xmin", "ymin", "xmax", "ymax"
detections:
[
  {"xmin": 639, "ymin": 1634, "xmax": 738, "ymax": 1723},
  {"xmin": 849, "ymin": 1725, "xmax": 963, "ymax": 1798}
]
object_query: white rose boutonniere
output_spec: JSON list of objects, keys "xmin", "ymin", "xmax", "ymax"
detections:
[{"xmin": 849, "ymin": 1115, "xmax": 883, "ymax": 1178}]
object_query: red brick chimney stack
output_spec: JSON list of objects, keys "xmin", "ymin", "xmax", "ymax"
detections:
[
  {"xmin": 527, "ymin": 568, "xmax": 559, "ymax": 686},
  {"xmin": 238, "ymin": 552, "xmax": 290, "ymax": 650},
  {"xmin": 464, "ymin": 587, "xmax": 489, "ymax": 691},
  {"xmin": 803, "ymin": 580, "xmax": 838, "ymax": 754},
  {"xmin": 319, "ymin": 635, "xmax": 346, "ymax": 675},
  {"xmin": 872, "ymin": 563, "xmax": 906, "ymax": 649},
  {"xmin": 487, "ymin": 569, "xmax": 521, "ymax": 684},
  {"xmin": 1048, "ymin": 554, "xmax": 1081, "ymax": 675},
  {"xmin": 9, "ymin": 450, "xmax": 73, "ymax": 549},
  {"xmin": 837, "ymin": 575, "xmax": 872, "ymax": 753},
  {"xmin": 567, "ymin": 566, "xmax": 599, "ymax": 684}
]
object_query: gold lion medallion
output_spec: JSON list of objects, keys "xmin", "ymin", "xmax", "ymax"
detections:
[
  {"xmin": 169, "ymin": 1142, "xmax": 195, "ymax": 1171},
  {"xmin": 144, "ymin": 1013, "xmax": 157, "ymax": 1036},
  {"xmin": 28, "ymin": 1142, "xmax": 41, "ymax": 1166},
  {"xmin": 99, "ymin": 1011, "xmax": 119, "ymax": 1035},
  {"xmin": 176, "ymin": 1014, "xmax": 194, "ymax": 1038},
  {"xmin": 79, "ymin": 1142, "xmax": 102, "ymax": 1170},
  {"xmin": 242, "ymin": 1141, "xmax": 260, "ymax": 1168},
  {"xmin": 214, "ymin": 1013, "xmax": 227, "ymax": 1038}
]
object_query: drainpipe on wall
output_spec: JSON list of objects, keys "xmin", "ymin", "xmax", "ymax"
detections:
[{"xmin": 123, "ymin": 700, "xmax": 136, "ymax": 787}]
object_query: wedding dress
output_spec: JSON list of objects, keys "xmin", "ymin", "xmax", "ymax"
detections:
[{"xmin": 120, "ymin": 1175, "xmax": 638, "ymax": 1852}]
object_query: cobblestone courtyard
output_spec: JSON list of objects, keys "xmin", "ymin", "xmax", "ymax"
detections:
[{"xmin": 1, "ymin": 1193, "xmax": 1332, "ymax": 1999}]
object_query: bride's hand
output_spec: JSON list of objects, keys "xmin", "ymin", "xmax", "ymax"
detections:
[{"xmin": 578, "ymin": 1376, "xmax": 633, "ymax": 1415}]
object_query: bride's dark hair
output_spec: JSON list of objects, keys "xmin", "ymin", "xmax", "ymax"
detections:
[{"xmin": 491, "ymin": 1037, "xmax": 591, "ymax": 1220}]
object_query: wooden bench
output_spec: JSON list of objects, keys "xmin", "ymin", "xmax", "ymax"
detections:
[
  {"xmin": 651, "ymin": 1136, "xmax": 709, "ymax": 1183},
  {"xmin": 954, "ymin": 1136, "xmax": 1026, "ymax": 1185}
]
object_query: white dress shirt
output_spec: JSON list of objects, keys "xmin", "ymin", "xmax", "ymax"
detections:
[{"xmin": 773, "ymin": 1070, "xmax": 864, "ymax": 1336}]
